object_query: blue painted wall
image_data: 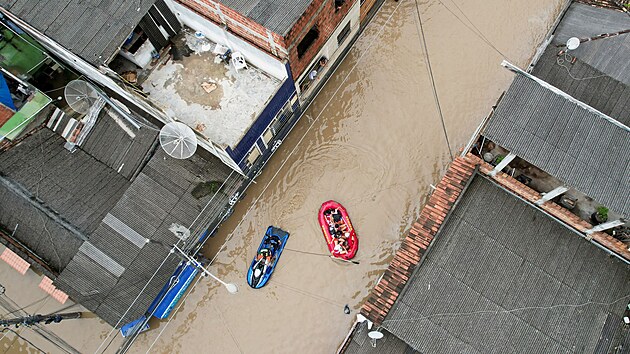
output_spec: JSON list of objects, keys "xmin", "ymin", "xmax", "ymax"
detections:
[{"xmin": 226, "ymin": 62, "xmax": 295, "ymax": 167}]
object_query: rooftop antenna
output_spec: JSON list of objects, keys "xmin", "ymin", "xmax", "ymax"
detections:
[
  {"xmin": 566, "ymin": 37, "xmax": 580, "ymax": 51},
  {"xmin": 159, "ymin": 122, "xmax": 198, "ymax": 159},
  {"xmin": 368, "ymin": 330, "xmax": 384, "ymax": 348},
  {"xmin": 64, "ymin": 79, "xmax": 99, "ymax": 114}
]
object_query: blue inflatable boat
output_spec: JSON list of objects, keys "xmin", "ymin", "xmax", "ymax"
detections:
[{"xmin": 247, "ymin": 226, "xmax": 289, "ymax": 289}]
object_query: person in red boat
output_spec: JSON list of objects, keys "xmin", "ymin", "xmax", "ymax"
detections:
[{"xmin": 333, "ymin": 238, "xmax": 348, "ymax": 255}]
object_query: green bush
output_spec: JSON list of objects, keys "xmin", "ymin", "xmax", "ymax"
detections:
[
  {"xmin": 191, "ymin": 181, "xmax": 222, "ymax": 199},
  {"xmin": 596, "ymin": 206, "xmax": 608, "ymax": 220}
]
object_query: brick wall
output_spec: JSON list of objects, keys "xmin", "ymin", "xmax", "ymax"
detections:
[
  {"xmin": 177, "ymin": 0, "xmax": 288, "ymax": 58},
  {"xmin": 284, "ymin": 0, "xmax": 353, "ymax": 80},
  {"xmin": 177, "ymin": 0, "xmax": 355, "ymax": 79},
  {"xmin": 0, "ymin": 104, "xmax": 15, "ymax": 127}
]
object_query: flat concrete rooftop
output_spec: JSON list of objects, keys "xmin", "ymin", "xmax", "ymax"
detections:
[{"xmin": 142, "ymin": 31, "xmax": 282, "ymax": 148}]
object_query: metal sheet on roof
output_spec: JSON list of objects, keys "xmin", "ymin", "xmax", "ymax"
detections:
[
  {"xmin": 103, "ymin": 213, "xmax": 147, "ymax": 249},
  {"xmin": 54, "ymin": 148, "xmax": 244, "ymax": 327},
  {"xmin": 483, "ymin": 74, "xmax": 630, "ymax": 217},
  {"xmin": 552, "ymin": 3, "xmax": 630, "ymax": 86},
  {"xmin": 0, "ymin": 0, "xmax": 158, "ymax": 65},
  {"xmin": 219, "ymin": 0, "xmax": 313, "ymax": 36},
  {"xmin": 79, "ymin": 241, "xmax": 125, "ymax": 277},
  {"xmin": 532, "ymin": 47, "xmax": 630, "ymax": 127},
  {"xmin": 382, "ymin": 177, "xmax": 630, "ymax": 353}
]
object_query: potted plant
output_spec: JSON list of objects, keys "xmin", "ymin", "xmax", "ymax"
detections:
[
  {"xmin": 492, "ymin": 155, "xmax": 504, "ymax": 166},
  {"xmin": 591, "ymin": 206, "xmax": 608, "ymax": 224}
]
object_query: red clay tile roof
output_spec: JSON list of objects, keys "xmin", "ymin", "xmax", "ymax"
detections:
[
  {"xmin": 1, "ymin": 247, "xmax": 30, "ymax": 275},
  {"xmin": 360, "ymin": 156, "xmax": 476, "ymax": 325}
]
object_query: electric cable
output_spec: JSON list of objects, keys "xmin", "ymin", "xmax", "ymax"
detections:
[
  {"xmin": 382, "ymin": 293, "xmax": 630, "ymax": 324},
  {"xmin": 441, "ymin": 0, "xmax": 514, "ymax": 63},
  {"xmin": 0, "ymin": 296, "xmax": 48, "ymax": 318},
  {"xmin": 413, "ymin": 0, "xmax": 454, "ymax": 160}
]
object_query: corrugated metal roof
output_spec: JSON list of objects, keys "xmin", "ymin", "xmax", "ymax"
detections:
[
  {"xmin": 482, "ymin": 74, "xmax": 630, "ymax": 217},
  {"xmin": 382, "ymin": 177, "xmax": 630, "ymax": 353},
  {"xmin": 344, "ymin": 323, "xmax": 420, "ymax": 354},
  {"xmin": 80, "ymin": 109, "xmax": 159, "ymax": 180},
  {"xmin": 54, "ymin": 148, "xmax": 243, "ymax": 327},
  {"xmin": 532, "ymin": 47, "xmax": 630, "ymax": 128},
  {"xmin": 552, "ymin": 2, "xmax": 630, "ymax": 86},
  {"xmin": 0, "ymin": 0, "xmax": 157, "ymax": 66},
  {"xmin": 219, "ymin": 0, "xmax": 314, "ymax": 36}
]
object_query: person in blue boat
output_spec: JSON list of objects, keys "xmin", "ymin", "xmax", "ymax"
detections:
[{"xmin": 256, "ymin": 248, "xmax": 272, "ymax": 266}]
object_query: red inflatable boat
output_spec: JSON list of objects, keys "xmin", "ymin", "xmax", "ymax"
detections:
[{"xmin": 318, "ymin": 200, "xmax": 358, "ymax": 260}]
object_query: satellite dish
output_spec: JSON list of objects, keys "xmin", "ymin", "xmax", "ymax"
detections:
[
  {"xmin": 159, "ymin": 122, "xmax": 198, "ymax": 159},
  {"xmin": 368, "ymin": 331, "xmax": 384, "ymax": 339},
  {"xmin": 566, "ymin": 37, "xmax": 580, "ymax": 51},
  {"xmin": 64, "ymin": 79, "xmax": 100, "ymax": 114}
]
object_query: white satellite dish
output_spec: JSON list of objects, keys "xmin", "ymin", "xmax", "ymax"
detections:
[
  {"xmin": 566, "ymin": 37, "xmax": 580, "ymax": 51},
  {"xmin": 368, "ymin": 331, "xmax": 384, "ymax": 340},
  {"xmin": 159, "ymin": 122, "xmax": 198, "ymax": 159},
  {"xmin": 64, "ymin": 79, "xmax": 100, "ymax": 114}
]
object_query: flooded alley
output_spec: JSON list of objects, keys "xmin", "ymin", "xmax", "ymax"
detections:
[
  {"xmin": 0, "ymin": 0, "xmax": 566, "ymax": 353},
  {"xmin": 126, "ymin": 0, "xmax": 565, "ymax": 353}
]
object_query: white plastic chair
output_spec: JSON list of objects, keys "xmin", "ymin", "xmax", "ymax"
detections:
[{"xmin": 231, "ymin": 52, "xmax": 248, "ymax": 72}]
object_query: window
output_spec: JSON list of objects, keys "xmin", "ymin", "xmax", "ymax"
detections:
[
  {"xmin": 246, "ymin": 146, "xmax": 261, "ymax": 167},
  {"xmin": 297, "ymin": 26, "xmax": 319, "ymax": 58},
  {"xmin": 337, "ymin": 21, "xmax": 351, "ymax": 46},
  {"xmin": 335, "ymin": 0, "xmax": 346, "ymax": 11}
]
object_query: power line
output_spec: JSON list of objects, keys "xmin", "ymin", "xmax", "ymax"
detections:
[
  {"xmin": 382, "ymin": 293, "xmax": 630, "ymax": 324},
  {"xmin": 413, "ymin": 0, "xmax": 454, "ymax": 160},
  {"xmin": 1, "ymin": 328, "xmax": 47, "ymax": 353},
  {"xmin": 1, "ymin": 296, "xmax": 48, "ymax": 318},
  {"xmin": 440, "ymin": 0, "xmax": 514, "ymax": 63}
]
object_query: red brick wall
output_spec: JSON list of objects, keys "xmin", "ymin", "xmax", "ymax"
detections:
[
  {"xmin": 176, "ymin": 0, "xmax": 353, "ymax": 79},
  {"xmin": 0, "ymin": 104, "xmax": 15, "ymax": 127},
  {"xmin": 177, "ymin": 0, "xmax": 288, "ymax": 58},
  {"xmin": 284, "ymin": 0, "xmax": 353, "ymax": 79}
]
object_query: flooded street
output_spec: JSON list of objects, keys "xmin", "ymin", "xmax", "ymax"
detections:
[
  {"xmin": 1, "ymin": 0, "xmax": 564, "ymax": 353},
  {"xmin": 127, "ymin": 1, "xmax": 564, "ymax": 353}
]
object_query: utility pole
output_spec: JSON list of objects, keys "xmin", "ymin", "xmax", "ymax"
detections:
[{"xmin": 1, "ymin": 312, "xmax": 82, "ymax": 328}]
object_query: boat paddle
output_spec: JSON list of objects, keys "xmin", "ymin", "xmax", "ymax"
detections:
[
  {"xmin": 283, "ymin": 248, "xmax": 360, "ymax": 265},
  {"xmin": 329, "ymin": 255, "xmax": 360, "ymax": 265}
]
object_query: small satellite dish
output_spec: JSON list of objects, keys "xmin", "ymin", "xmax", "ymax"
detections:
[
  {"xmin": 64, "ymin": 79, "xmax": 100, "ymax": 114},
  {"xmin": 566, "ymin": 37, "xmax": 580, "ymax": 51},
  {"xmin": 159, "ymin": 122, "xmax": 198, "ymax": 159},
  {"xmin": 368, "ymin": 331, "xmax": 384, "ymax": 340}
]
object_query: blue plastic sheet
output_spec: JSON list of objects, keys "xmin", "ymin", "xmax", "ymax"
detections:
[{"xmin": 0, "ymin": 74, "xmax": 16, "ymax": 110}]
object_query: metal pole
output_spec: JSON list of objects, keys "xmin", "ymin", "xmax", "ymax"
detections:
[{"xmin": 171, "ymin": 245, "xmax": 238, "ymax": 293}]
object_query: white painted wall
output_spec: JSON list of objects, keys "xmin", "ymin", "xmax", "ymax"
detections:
[
  {"xmin": 296, "ymin": 0, "xmax": 361, "ymax": 94},
  {"xmin": 165, "ymin": 0, "xmax": 288, "ymax": 81},
  {"xmin": 118, "ymin": 40, "xmax": 155, "ymax": 69}
]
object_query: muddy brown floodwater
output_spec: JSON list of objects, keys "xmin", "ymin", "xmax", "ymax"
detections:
[
  {"xmin": 127, "ymin": 1, "xmax": 565, "ymax": 353},
  {"xmin": 0, "ymin": 0, "xmax": 565, "ymax": 353}
]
